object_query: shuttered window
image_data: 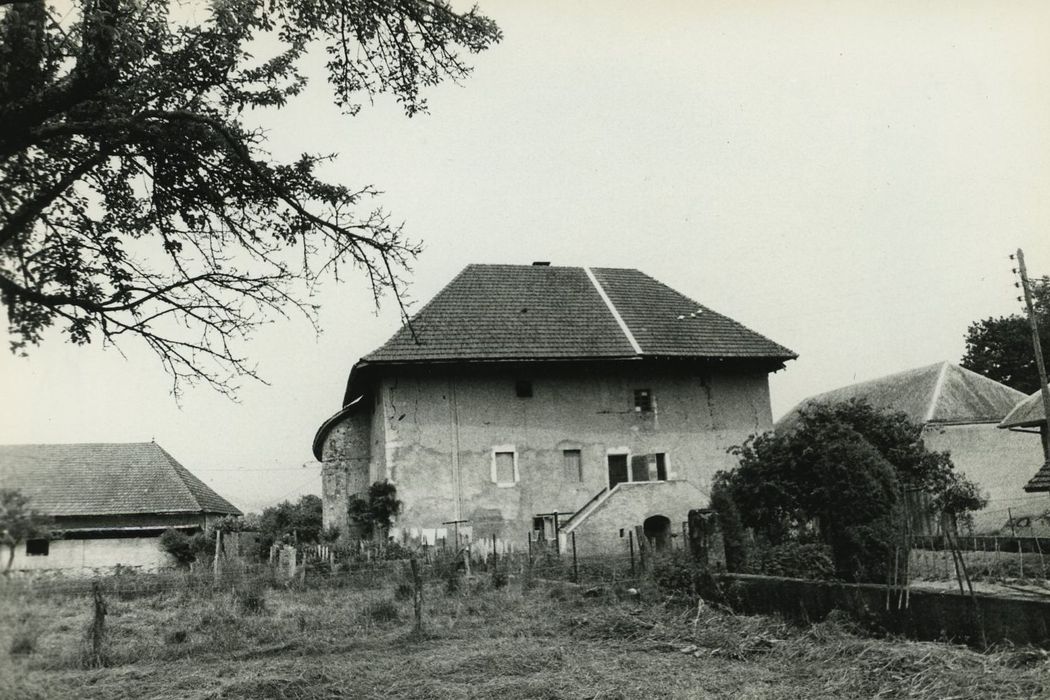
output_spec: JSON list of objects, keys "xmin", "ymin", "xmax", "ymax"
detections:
[{"xmin": 563, "ymin": 449, "xmax": 583, "ymax": 482}]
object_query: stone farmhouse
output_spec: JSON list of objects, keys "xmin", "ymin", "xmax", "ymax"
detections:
[
  {"xmin": 0, "ymin": 442, "xmax": 241, "ymax": 573},
  {"xmin": 313, "ymin": 263, "xmax": 795, "ymax": 554},
  {"xmin": 777, "ymin": 362, "xmax": 1047, "ymax": 534}
]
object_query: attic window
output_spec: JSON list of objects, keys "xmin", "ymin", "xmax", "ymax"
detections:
[
  {"xmin": 26, "ymin": 538, "xmax": 49, "ymax": 556},
  {"xmin": 634, "ymin": 388, "xmax": 653, "ymax": 412},
  {"xmin": 515, "ymin": 380, "xmax": 533, "ymax": 398}
]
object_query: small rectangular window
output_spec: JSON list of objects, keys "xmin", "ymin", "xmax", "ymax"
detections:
[
  {"xmin": 655, "ymin": 453, "xmax": 667, "ymax": 480},
  {"xmin": 515, "ymin": 380, "xmax": 533, "ymax": 398},
  {"xmin": 26, "ymin": 538, "xmax": 49, "ymax": 556},
  {"xmin": 492, "ymin": 447, "xmax": 518, "ymax": 485},
  {"xmin": 630, "ymin": 455, "xmax": 649, "ymax": 482},
  {"xmin": 634, "ymin": 389, "xmax": 653, "ymax": 412},
  {"xmin": 562, "ymin": 449, "xmax": 583, "ymax": 482}
]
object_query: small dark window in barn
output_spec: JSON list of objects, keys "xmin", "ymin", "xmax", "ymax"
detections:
[
  {"xmin": 26, "ymin": 538, "xmax": 49, "ymax": 556},
  {"xmin": 563, "ymin": 449, "xmax": 583, "ymax": 482},
  {"xmin": 515, "ymin": 380, "xmax": 533, "ymax": 398},
  {"xmin": 634, "ymin": 389, "xmax": 653, "ymax": 412}
]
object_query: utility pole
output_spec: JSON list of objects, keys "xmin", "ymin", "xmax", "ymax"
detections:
[{"xmin": 1013, "ymin": 248, "xmax": 1050, "ymax": 461}]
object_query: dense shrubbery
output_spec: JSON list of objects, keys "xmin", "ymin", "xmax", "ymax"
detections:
[
  {"xmin": 159, "ymin": 529, "xmax": 215, "ymax": 568},
  {"xmin": 750, "ymin": 541, "xmax": 836, "ymax": 580},
  {"xmin": 720, "ymin": 400, "xmax": 986, "ymax": 583}
]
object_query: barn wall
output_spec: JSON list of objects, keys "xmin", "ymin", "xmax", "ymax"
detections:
[
  {"xmin": 7, "ymin": 536, "xmax": 172, "ymax": 573},
  {"xmin": 321, "ymin": 364, "xmax": 773, "ymax": 546},
  {"xmin": 922, "ymin": 423, "xmax": 1048, "ymax": 533}
]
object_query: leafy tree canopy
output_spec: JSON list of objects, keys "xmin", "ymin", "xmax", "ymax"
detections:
[
  {"xmin": 258, "ymin": 493, "xmax": 322, "ymax": 546},
  {"xmin": 0, "ymin": 488, "xmax": 52, "ymax": 572},
  {"xmin": 961, "ymin": 276, "xmax": 1050, "ymax": 394},
  {"xmin": 723, "ymin": 400, "xmax": 986, "ymax": 582},
  {"xmin": 0, "ymin": 0, "xmax": 500, "ymax": 396}
]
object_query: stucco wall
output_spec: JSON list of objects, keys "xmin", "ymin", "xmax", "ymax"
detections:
[
  {"xmin": 322, "ymin": 364, "xmax": 774, "ymax": 546},
  {"xmin": 922, "ymin": 422, "xmax": 1048, "ymax": 532},
  {"xmin": 569, "ymin": 480, "xmax": 709, "ymax": 557},
  {"xmin": 7, "ymin": 536, "xmax": 172, "ymax": 573},
  {"xmin": 320, "ymin": 408, "xmax": 372, "ymax": 532}
]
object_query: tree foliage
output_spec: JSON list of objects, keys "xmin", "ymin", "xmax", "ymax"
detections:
[
  {"xmin": 347, "ymin": 480, "xmax": 402, "ymax": 539},
  {"xmin": 961, "ymin": 276, "xmax": 1050, "ymax": 394},
  {"xmin": 257, "ymin": 493, "xmax": 323, "ymax": 548},
  {"xmin": 723, "ymin": 400, "xmax": 986, "ymax": 582},
  {"xmin": 158, "ymin": 527, "xmax": 214, "ymax": 567},
  {"xmin": 0, "ymin": 0, "xmax": 500, "ymax": 395},
  {"xmin": 0, "ymin": 488, "xmax": 51, "ymax": 572}
]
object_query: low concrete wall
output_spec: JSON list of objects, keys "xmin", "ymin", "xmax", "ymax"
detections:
[{"xmin": 711, "ymin": 573, "xmax": 1050, "ymax": 649}]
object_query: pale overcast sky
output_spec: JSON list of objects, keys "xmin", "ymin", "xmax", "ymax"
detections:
[{"xmin": 2, "ymin": 0, "xmax": 1049, "ymax": 512}]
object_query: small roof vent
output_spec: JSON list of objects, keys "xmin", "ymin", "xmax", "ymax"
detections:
[{"xmin": 532, "ymin": 261, "xmax": 551, "ymax": 266}]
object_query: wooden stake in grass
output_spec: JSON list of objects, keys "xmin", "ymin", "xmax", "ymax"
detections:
[
  {"xmin": 410, "ymin": 556, "xmax": 424, "ymax": 634},
  {"xmin": 85, "ymin": 581, "xmax": 108, "ymax": 668}
]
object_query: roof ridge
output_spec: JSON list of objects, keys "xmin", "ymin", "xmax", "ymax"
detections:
[
  {"xmin": 153, "ymin": 443, "xmax": 204, "ymax": 511},
  {"xmin": 924, "ymin": 361, "xmax": 951, "ymax": 423},
  {"xmin": 153, "ymin": 444, "xmax": 241, "ymax": 515},
  {"xmin": 584, "ymin": 266, "xmax": 642, "ymax": 354}
]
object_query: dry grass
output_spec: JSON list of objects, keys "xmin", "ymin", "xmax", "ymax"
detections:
[{"xmin": 0, "ymin": 577, "xmax": 1046, "ymax": 700}]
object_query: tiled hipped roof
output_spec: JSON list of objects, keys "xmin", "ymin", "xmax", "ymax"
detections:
[
  {"xmin": 776, "ymin": 362, "xmax": 1027, "ymax": 432},
  {"xmin": 0, "ymin": 442, "xmax": 241, "ymax": 517},
  {"xmin": 363, "ymin": 264, "xmax": 795, "ymax": 364}
]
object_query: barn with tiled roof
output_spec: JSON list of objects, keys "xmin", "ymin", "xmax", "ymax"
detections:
[
  {"xmin": 777, "ymin": 363, "xmax": 1048, "ymax": 535},
  {"xmin": 315, "ymin": 262, "xmax": 795, "ymax": 554},
  {"xmin": 0, "ymin": 442, "xmax": 240, "ymax": 573}
]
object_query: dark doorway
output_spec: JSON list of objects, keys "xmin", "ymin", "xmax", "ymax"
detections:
[
  {"xmin": 643, "ymin": 515, "xmax": 672, "ymax": 551},
  {"xmin": 607, "ymin": 454, "xmax": 629, "ymax": 488}
]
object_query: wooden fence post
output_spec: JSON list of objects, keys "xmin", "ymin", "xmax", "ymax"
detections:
[
  {"xmin": 628, "ymin": 530, "xmax": 636, "ymax": 577},
  {"xmin": 410, "ymin": 556, "xmax": 424, "ymax": 634},
  {"xmin": 88, "ymin": 581, "xmax": 108, "ymax": 668},
  {"xmin": 571, "ymin": 532, "xmax": 578, "ymax": 583}
]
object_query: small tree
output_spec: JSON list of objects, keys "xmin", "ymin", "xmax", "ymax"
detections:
[
  {"xmin": 347, "ymin": 480, "xmax": 402, "ymax": 540},
  {"xmin": 961, "ymin": 276, "xmax": 1050, "ymax": 394},
  {"xmin": 257, "ymin": 494, "xmax": 323, "ymax": 551},
  {"xmin": 0, "ymin": 488, "xmax": 51, "ymax": 573}
]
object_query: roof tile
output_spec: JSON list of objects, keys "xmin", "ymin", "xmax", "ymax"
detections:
[
  {"xmin": 364, "ymin": 264, "xmax": 794, "ymax": 363},
  {"xmin": 0, "ymin": 443, "xmax": 241, "ymax": 517}
]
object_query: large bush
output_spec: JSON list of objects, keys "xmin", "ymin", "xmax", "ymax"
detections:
[{"xmin": 724, "ymin": 400, "xmax": 985, "ymax": 583}]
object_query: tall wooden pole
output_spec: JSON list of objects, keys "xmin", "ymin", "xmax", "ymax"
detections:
[{"xmin": 1015, "ymin": 248, "xmax": 1050, "ymax": 461}]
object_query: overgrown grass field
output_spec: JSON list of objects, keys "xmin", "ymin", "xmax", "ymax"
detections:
[{"xmin": 1, "ymin": 574, "xmax": 1047, "ymax": 699}]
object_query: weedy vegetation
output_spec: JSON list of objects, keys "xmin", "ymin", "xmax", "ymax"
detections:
[{"xmin": 0, "ymin": 567, "xmax": 1047, "ymax": 699}]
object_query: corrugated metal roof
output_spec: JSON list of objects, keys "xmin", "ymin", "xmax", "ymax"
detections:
[
  {"xmin": 0, "ymin": 443, "xmax": 241, "ymax": 517},
  {"xmin": 776, "ymin": 362, "xmax": 1027, "ymax": 431},
  {"xmin": 363, "ymin": 264, "xmax": 796, "ymax": 364}
]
